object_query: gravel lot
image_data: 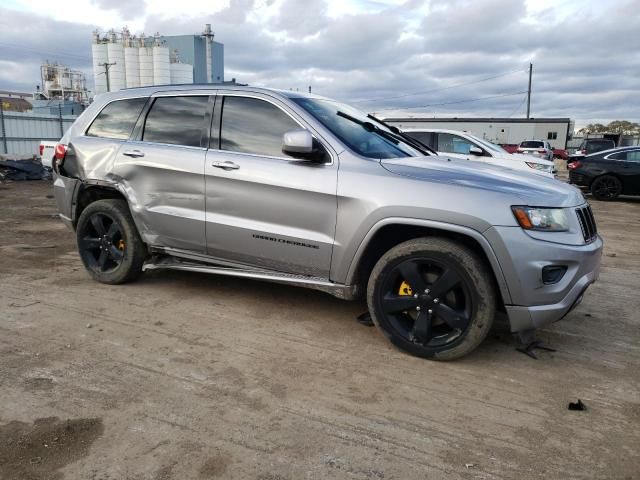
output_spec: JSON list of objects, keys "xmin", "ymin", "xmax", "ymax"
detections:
[{"xmin": 1, "ymin": 180, "xmax": 638, "ymax": 480}]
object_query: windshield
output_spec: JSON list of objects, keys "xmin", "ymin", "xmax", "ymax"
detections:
[
  {"xmin": 469, "ymin": 135, "xmax": 508, "ymax": 154},
  {"xmin": 292, "ymin": 98, "xmax": 421, "ymax": 159}
]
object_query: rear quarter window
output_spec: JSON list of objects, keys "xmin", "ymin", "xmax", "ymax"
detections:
[{"xmin": 86, "ymin": 97, "xmax": 148, "ymax": 140}]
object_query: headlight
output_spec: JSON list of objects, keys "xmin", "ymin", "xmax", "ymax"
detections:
[
  {"xmin": 511, "ymin": 206, "xmax": 569, "ymax": 231},
  {"xmin": 525, "ymin": 161, "xmax": 553, "ymax": 173}
]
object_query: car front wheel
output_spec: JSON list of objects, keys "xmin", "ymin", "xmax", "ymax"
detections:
[{"xmin": 367, "ymin": 237, "xmax": 496, "ymax": 361}]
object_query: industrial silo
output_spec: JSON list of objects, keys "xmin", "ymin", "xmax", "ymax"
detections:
[
  {"xmin": 138, "ymin": 35, "xmax": 154, "ymax": 87},
  {"xmin": 92, "ymin": 32, "xmax": 108, "ymax": 95},
  {"xmin": 152, "ymin": 33, "xmax": 170, "ymax": 85},
  {"xmin": 123, "ymin": 29, "xmax": 140, "ymax": 88},
  {"xmin": 106, "ymin": 31, "xmax": 126, "ymax": 91}
]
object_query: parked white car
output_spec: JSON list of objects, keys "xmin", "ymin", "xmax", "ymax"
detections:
[
  {"xmin": 517, "ymin": 140, "xmax": 554, "ymax": 161},
  {"xmin": 39, "ymin": 140, "xmax": 57, "ymax": 169},
  {"xmin": 403, "ymin": 128, "xmax": 555, "ymax": 177}
]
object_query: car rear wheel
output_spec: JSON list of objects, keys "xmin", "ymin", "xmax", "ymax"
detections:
[
  {"xmin": 76, "ymin": 199, "xmax": 146, "ymax": 284},
  {"xmin": 367, "ymin": 237, "xmax": 496, "ymax": 361},
  {"xmin": 591, "ymin": 175, "xmax": 622, "ymax": 200}
]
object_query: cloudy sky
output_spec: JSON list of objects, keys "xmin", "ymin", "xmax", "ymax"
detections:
[{"xmin": 0, "ymin": 0, "xmax": 638, "ymax": 127}]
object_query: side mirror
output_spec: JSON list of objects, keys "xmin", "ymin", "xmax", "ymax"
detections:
[
  {"xmin": 282, "ymin": 129, "xmax": 325, "ymax": 162},
  {"xmin": 469, "ymin": 146, "xmax": 484, "ymax": 156}
]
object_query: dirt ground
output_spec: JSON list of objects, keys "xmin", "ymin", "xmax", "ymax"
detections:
[{"xmin": 0, "ymin": 180, "xmax": 638, "ymax": 480}]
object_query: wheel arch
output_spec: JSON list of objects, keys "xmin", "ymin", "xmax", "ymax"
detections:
[
  {"xmin": 72, "ymin": 180, "xmax": 131, "ymax": 228},
  {"xmin": 345, "ymin": 218, "xmax": 512, "ymax": 306},
  {"xmin": 589, "ymin": 172, "xmax": 623, "ymax": 189}
]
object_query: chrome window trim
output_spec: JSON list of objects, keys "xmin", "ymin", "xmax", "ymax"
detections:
[
  {"xmin": 125, "ymin": 139, "xmax": 207, "ymax": 152},
  {"xmin": 604, "ymin": 149, "xmax": 640, "ymax": 161}
]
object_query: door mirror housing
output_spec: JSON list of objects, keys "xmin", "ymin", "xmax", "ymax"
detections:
[
  {"xmin": 469, "ymin": 146, "xmax": 484, "ymax": 156},
  {"xmin": 282, "ymin": 130, "xmax": 326, "ymax": 162}
]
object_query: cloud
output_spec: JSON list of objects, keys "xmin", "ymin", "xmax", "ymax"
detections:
[{"xmin": 0, "ymin": 0, "xmax": 638, "ymax": 125}]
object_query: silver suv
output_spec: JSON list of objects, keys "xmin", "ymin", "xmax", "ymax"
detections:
[{"xmin": 52, "ymin": 86, "xmax": 602, "ymax": 360}]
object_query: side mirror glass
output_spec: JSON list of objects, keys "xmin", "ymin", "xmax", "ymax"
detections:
[{"xmin": 469, "ymin": 146, "xmax": 484, "ymax": 156}]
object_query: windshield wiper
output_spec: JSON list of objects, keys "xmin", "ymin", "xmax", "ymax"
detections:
[
  {"xmin": 366, "ymin": 114, "xmax": 437, "ymax": 156},
  {"xmin": 336, "ymin": 111, "xmax": 399, "ymax": 145}
]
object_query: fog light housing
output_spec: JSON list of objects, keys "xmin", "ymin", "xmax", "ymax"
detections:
[{"xmin": 542, "ymin": 265, "xmax": 567, "ymax": 285}]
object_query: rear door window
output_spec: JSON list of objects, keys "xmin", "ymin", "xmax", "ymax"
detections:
[
  {"xmin": 219, "ymin": 96, "xmax": 300, "ymax": 157},
  {"xmin": 626, "ymin": 150, "xmax": 640, "ymax": 162},
  {"xmin": 86, "ymin": 97, "xmax": 147, "ymax": 140},
  {"xmin": 142, "ymin": 96, "xmax": 209, "ymax": 147},
  {"xmin": 520, "ymin": 141, "xmax": 543, "ymax": 148},
  {"xmin": 406, "ymin": 131, "xmax": 435, "ymax": 149},
  {"xmin": 437, "ymin": 133, "xmax": 475, "ymax": 154}
]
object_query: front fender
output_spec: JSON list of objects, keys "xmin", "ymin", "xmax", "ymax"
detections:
[{"xmin": 341, "ymin": 217, "xmax": 512, "ymax": 305}]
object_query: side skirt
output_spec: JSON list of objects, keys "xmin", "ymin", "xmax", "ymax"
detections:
[{"xmin": 143, "ymin": 254, "xmax": 358, "ymax": 300}]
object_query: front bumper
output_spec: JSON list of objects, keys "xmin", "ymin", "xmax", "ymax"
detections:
[{"xmin": 484, "ymin": 226, "xmax": 603, "ymax": 332}]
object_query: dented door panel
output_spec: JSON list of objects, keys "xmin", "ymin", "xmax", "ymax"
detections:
[{"xmin": 111, "ymin": 142, "xmax": 206, "ymax": 252}]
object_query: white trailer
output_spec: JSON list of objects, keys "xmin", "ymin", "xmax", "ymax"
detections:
[{"xmin": 382, "ymin": 117, "xmax": 572, "ymax": 150}]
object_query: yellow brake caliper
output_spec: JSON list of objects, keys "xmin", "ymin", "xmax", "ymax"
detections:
[
  {"xmin": 117, "ymin": 239, "xmax": 125, "ymax": 251},
  {"xmin": 398, "ymin": 280, "xmax": 413, "ymax": 296}
]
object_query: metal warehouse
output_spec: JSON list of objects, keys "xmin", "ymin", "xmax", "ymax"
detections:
[{"xmin": 383, "ymin": 117, "xmax": 573, "ymax": 149}]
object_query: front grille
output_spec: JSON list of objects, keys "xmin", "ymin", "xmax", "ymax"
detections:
[{"xmin": 576, "ymin": 205, "xmax": 598, "ymax": 243}]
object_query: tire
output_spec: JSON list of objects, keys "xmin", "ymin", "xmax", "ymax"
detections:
[
  {"xmin": 367, "ymin": 237, "xmax": 496, "ymax": 361},
  {"xmin": 76, "ymin": 199, "xmax": 146, "ymax": 284},
  {"xmin": 590, "ymin": 175, "xmax": 622, "ymax": 201}
]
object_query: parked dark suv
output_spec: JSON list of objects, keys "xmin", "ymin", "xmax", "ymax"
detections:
[{"xmin": 574, "ymin": 139, "xmax": 616, "ymax": 156}]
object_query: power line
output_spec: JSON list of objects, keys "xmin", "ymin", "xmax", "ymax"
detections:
[
  {"xmin": 506, "ymin": 93, "xmax": 528, "ymax": 118},
  {"xmin": 352, "ymin": 68, "xmax": 527, "ymax": 105},
  {"xmin": 0, "ymin": 41, "xmax": 92, "ymax": 62},
  {"xmin": 375, "ymin": 91, "xmax": 529, "ymax": 112}
]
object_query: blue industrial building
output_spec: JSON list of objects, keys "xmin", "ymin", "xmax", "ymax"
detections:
[{"xmin": 160, "ymin": 26, "xmax": 224, "ymax": 84}]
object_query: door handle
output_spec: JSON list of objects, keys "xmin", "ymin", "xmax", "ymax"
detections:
[
  {"xmin": 122, "ymin": 150, "xmax": 145, "ymax": 158},
  {"xmin": 211, "ymin": 160, "xmax": 240, "ymax": 170}
]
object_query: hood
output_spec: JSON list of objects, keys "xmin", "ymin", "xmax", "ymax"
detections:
[{"xmin": 381, "ymin": 155, "xmax": 584, "ymax": 208}]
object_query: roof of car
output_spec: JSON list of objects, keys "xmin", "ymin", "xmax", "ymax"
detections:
[
  {"xmin": 94, "ymin": 84, "xmax": 328, "ymax": 103},
  {"xmin": 588, "ymin": 145, "xmax": 640, "ymax": 156}
]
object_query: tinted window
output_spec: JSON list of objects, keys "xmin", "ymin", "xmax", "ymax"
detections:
[
  {"xmin": 143, "ymin": 96, "xmax": 209, "ymax": 147},
  {"xmin": 437, "ymin": 133, "xmax": 476, "ymax": 155},
  {"xmin": 406, "ymin": 131, "xmax": 435, "ymax": 149},
  {"xmin": 608, "ymin": 151, "xmax": 627, "ymax": 160},
  {"xmin": 547, "ymin": 131, "xmax": 558, "ymax": 140},
  {"xmin": 220, "ymin": 96, "xmax": 301, "ymax": 157},
  {"xmin": 626, "ymin": 151, "xmax": 640, "ymax": 162},
  {"xmin": 520, "ymin": 141, "xmax": 544, "ymax": 148},
  {"xmin": 587, "ymin": 140, "xmax": 615, "ymax": 153},
  {"xmin": 86, "ymin": 97, "xmax": 147, "ymax": 140}
]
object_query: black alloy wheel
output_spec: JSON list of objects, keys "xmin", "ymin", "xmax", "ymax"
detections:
[
  {"xmin": 379, "ymin": 257, "xmax": 472, "ymax": 348},
  {"xmin": 75, "ymin": 199, "xmax": 146, "ymax": 284},
  {"xmin": 78, "ymin": 212, "xmax": 125, "ymax": 273},
  {"xmin": 591, "ymin": 175, "xmax": 622, "ymax": 201},
  {"xmin": 367, "ymin": 237, "xmax": 496, "ymax": 360}
]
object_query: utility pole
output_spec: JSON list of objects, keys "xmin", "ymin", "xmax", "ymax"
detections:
[
  {"xmin": 526, "ymin": 63, "xmax": 532, "ymax": 119},
  {"xmin": 100, "ymin": 62, "xmax": 116, "ymax": 92}
]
